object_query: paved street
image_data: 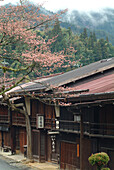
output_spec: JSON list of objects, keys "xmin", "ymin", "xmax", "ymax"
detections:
[
  {"xmin": 0, "ymin": 150, "xmax": 59, "ymax": 170},
  {"xmin": 0, "ymin": 155, "xmax": 35, "ymax": 170},
  {"xmin": 0, "ymin": 157, "xmax": 20, "ymax": 170}
]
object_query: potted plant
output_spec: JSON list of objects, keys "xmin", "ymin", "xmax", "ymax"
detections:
[{"xmin": 88, "ymin": 152, "xmax": 110, "ymax": 170}]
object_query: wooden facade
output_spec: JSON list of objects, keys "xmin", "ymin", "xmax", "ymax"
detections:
[
  {"xmin": 0, "ymin": 98, "xmax": 27, "ymax": 154},
  {"xmin": 0, "ymin": 104, "xmax": 10, "ymax": 149},
  {"xmin": 0, "ymin": 98, "xmax": 58, "ymax": 162},
  {"xmin": 58, "ymin": 103, "xmax": 114, "ymax": 170},
  {"xmin": 31, "ymin": 99, "xmax": 59, "ymax": 163},
  {"xmin": 0, "ymin": 93, "xmax": 114, "ymax": 170}
]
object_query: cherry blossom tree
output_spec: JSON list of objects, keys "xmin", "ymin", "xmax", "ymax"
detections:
[
  {"xmin": 0, "ymin": 1, "xmax": 69, "ymax": 90},
  {"xmin": 0, "ymin": 0, "xmax": 73, "ymax": 159},
  {"xmin": 0, "ymin": 0, "xmax": 78, "ymax": 159}
]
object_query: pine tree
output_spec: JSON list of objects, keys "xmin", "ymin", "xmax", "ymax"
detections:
[
  {"xmin": 88, "ymin": 32, "xmax": 94, "ymax": 49},
  {"xmin": 83, "ymin": 28, "xmax": 88, "ymax": 39}
]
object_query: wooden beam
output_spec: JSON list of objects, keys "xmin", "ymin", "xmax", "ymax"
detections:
[
  {"xmin": 80, "ymin": 113, "xmax": 84, "ymax": 170},
  {"xmin": 14, "ymin": 103, "xmax": 24, "ymax": 107}
]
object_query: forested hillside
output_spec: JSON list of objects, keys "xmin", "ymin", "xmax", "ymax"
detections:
[
  {"xmin": 42, "ymin": 20, "xmax": 114, "ymax": 70},
  {"xmin": 60, "ymin": 8, "xmax": 114, "ymax": 45}
]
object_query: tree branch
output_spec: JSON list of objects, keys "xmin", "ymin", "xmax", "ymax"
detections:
[
  {"xmin": 0, "ymin": 64, "xmax": 35, "ymax": 73},
  {"xmin": 0, "ymin": 61, "xmax": 35, "ymax": 95}
]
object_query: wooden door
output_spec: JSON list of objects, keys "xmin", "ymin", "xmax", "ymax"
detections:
[
  {"xmin": 40, "ymin": 132, "xmax": 45, "ymax": 162},
  {"xmin": 32, "ymin": 130, "xmax": 46, "ymax": 162},
  {"xmin": 32, "ymin": 130, "xmax": 40, "ymax": 159},
  {"xmin": 61, "ymin": 142, "xmax": 77, "ymax": 170},
  {"xmin": 19, "ymin": 128, "xmax": 27, "ymax": 153},
  {"xmin": 46, "ymin": 135, "xmax": 51, "ymax": 162}
]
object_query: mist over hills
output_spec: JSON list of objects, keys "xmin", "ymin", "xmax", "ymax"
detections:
[
  {"xmin": 37, "ymin": 6, "xmax": 114, "ymax": 45},
  {"xmin": 3, "ymin": 3, "xmax": 114, "ymax": 45},
  {"xmin": 60, "ymin": 8, "xmax": 114, "ymax": 45}
]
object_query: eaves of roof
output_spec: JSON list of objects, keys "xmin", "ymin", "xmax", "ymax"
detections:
[
  {"xmin": 7, "ymin": 58, "xmax": 114, "ymax": 94},
  {"xmin": 43, "ymin": 58, "xmax": 114, "ymax": 89}
]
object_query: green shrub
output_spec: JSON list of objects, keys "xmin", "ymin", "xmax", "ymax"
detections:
[
  {"xmin": 101, "ymin": 168, "xmax": 110, "ymax": 170},
  {"xmin": 88, "ymin": 152, "xmax": 110, "ymax": 170}
]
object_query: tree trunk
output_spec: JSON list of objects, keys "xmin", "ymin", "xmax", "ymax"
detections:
[{"xmin": 25, "ymin": 112, "xmax": 33, "ymax": 159}]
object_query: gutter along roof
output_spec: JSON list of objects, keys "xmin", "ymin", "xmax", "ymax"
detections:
[
  {"xmin": 71, "ymin": 98, "xmax": 114, "ymax": 108},
  {"xmin": 8, "ymin": 58, "xmax": 114, "ymax": 95}
]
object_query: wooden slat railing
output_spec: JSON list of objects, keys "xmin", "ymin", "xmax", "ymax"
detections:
[
  {"xmin": 59, "ymin": 120, "xmax": 114, "ymax": 137},
  {"xmin": 45, "ymin": 118, "xmax": 56, "ymax": 129},
  {"xmin": 12, "ymin": 116, "xmax": 25, "ymax": 126},
  {"xmin": 0, "ymin": 115, "xmax": 9, "ymax": 124}
]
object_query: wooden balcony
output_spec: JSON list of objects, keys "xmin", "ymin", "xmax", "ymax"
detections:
[
  {"xmin": 0, "ymin": 115, "xmax": 10, "ymax": 124},
  {"xmin": 31, "ymin": 117, "xmax": 36, "ymax": 127},
  {"xmin": 84, "ymin": 122, "xmax": 114, "ymax": 138},
  {"xmin": 59, "ymin": 120, "xmax": 114, "ymax": 138},
  {"xmin": 12, "ymin": 116, "xmax": 26, "ymax": 126},
  {"xmin": 45, "ymin": 118, "xmax": 56, "ymax": 129}
]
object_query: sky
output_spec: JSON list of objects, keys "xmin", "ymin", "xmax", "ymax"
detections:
[{"xmin": 0, "ymin": 0, "xmax": 114, "ymax": 12}]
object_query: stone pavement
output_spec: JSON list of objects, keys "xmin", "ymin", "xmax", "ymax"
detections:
[{"xmin": 0, "ymin": 149, "xmax": 59, "ymax": 170}]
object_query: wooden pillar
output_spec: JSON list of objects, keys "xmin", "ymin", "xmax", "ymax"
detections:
[
  {"xmin": 1, "ymin": 131, "xmax": 4, "ymax": 148},
  {"xmin": 80, "ymin": 113, "xmax": 84, "ymax": 170},
  {"xmin": 39, "ymin": 130, "xmax": 41, "ymax": 162},
  {"xmin": 11, "ymin": 126, "xmax": 16, "ymax": 154}
]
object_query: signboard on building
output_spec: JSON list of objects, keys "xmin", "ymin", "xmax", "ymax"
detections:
[{"xmin": 36, "ymin": 114, "xmax": 44, "ymax": 129}]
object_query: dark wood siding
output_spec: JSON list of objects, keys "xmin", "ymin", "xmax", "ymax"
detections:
[
  {"xmin": 31, "ymin": 100, "xmax": 38, "ymax": 117},
  {"xmin": 0, "ymin": 132, "xmax": 1, "ymax": 147},
  {"xmin": 82, "ymin": 138, "xmax": 93, "ymax": 170},
  {"xmin": 108, "ymin": 150, "xmax": 114, "ymax": 169},
  {"xmin": 31, "ymin": 100, "xmax": 45, "ymax": 127},
  {"xmin": 45, "ymin": 104, "xmax": 55, "ymax": 129},
  {"xmin": 32, "ymin": 130, "xmax": 40, "ymax": 159},
  {"xmin": 31, "ymin": 100, "xmax": 44, "ymax": 115},
  {"xmin": 31, "ymin": 100, "xmax": 56, "ymax": 129},
  {"xmin": 12, "ymin": 111, "xmax": 25, "ymax": 126},
  {"xmin": 99, "ymin": 138, "xmax": 114, "ymax": 170},
  {"xmin": 60, "ymin": 141, "xmax": 78, "ymax": 170},
  {"xmin": 99, "ymin": 105, "xmax": 114, "ymax": 136},
  {"xmin": 0, "ymin": 105, "xmax": 9, "ymax": 123},
  {"xmin": 32, "ymin": 129, "xmax": 46, "ymax": 162},
  {"xmin": 19, "ymin": 128, "xmax": 27, "ymax": 153},
  {"xmin": 3, "ymin": 131, "xmax": 11, "ymax": 147},
  {"xmin": 46, "ymin": 135, "xmax": 51, "ymax": 162},
  {"xmin": 40, "ymin": 132, "xmax": 45, "ymax": 156},
  {"xmin": 40, "ymin": 131, "xmax": 46, "ymax": 162}
]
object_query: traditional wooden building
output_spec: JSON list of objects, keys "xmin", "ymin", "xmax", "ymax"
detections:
[
  {"xmin": 0, "ymin": 97, "xmax": 27, "ymax": 154},
  {"xmin": 0, "ymin": 58, "xmax": 114, "ymax": 169},
  {"xmin": 58, "ymin": 71, "xmax": 114, "ymax": 170},
  {"xmin": 0, "ymin": 102, "xmax": 10, "ymax": 150}
]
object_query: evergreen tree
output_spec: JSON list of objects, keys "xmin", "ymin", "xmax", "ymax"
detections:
[
  {"xmin": 93, "ymin": 32, "xmax": 97, "ymax": 42},
  {"xmin": 88, "ymin": 32, "xmax": 94, "ymax": 49},
  {"xmin": 80, "ymin": 28, "xmax": 88, "ymax": 41},
  {"xmin": 83, "ymin": 28, "xmax": 88, "ymax": 39}
]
